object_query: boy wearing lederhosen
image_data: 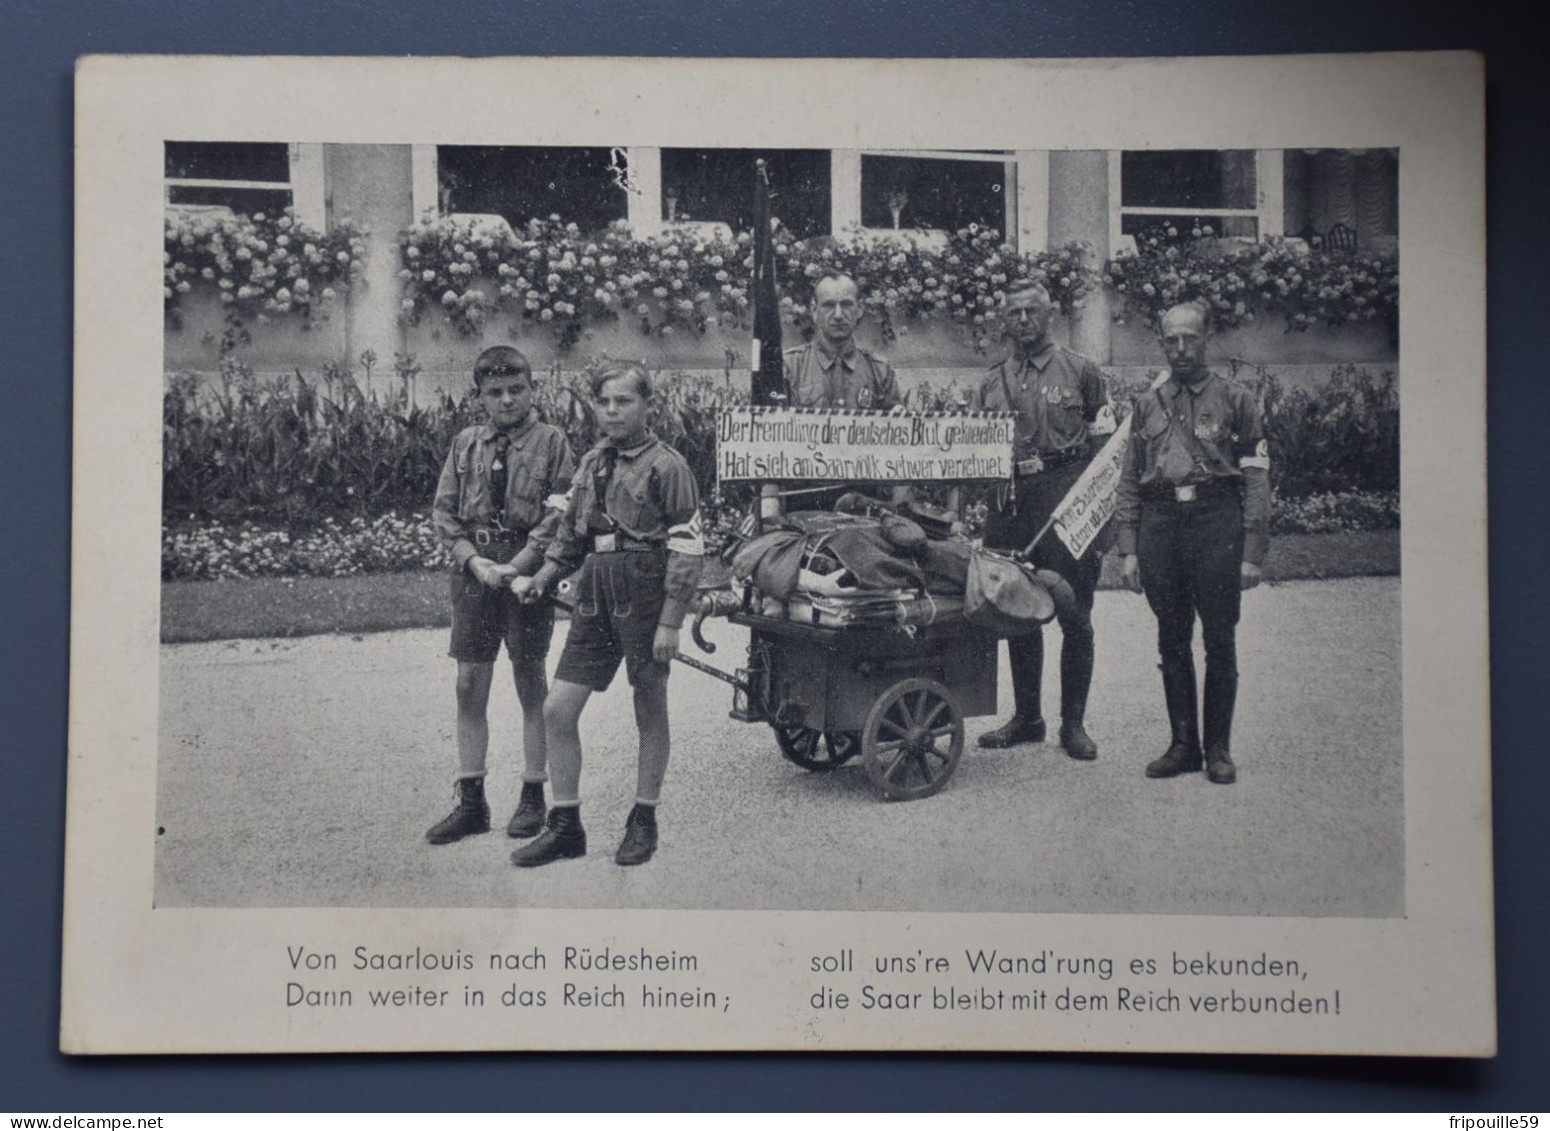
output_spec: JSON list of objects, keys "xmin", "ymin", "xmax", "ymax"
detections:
[
  {"xmin": 426, "ymin": 346, "xmax": 576, "ymax": 844},
  {"xmin": 511, "ymin": 362, "xmax": 705, "ymax": 867}
]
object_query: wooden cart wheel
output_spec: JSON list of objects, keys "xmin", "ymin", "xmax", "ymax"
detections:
[
  {"xmin": 860, "ymin": 678, "xmax": 964, "ymax": 801},
  {"xmin": 774, "ymin": 725, "xmax": 858, "ymax": 773}
]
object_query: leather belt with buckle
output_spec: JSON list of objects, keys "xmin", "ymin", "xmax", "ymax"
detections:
[
  {"xmin": 473, "ymin": 527, "xmax": 518, "ymax": 547},
  {"xmin": 1015, "ymin": 450, "xmax": 1082, "ymax": 477},
  {"xmin": 591, "ymin": 533, "xmax": 656, "ymax": 553},
  {"xmin": 1014, "ymin": 456, "xmax": 1046, "ymax": 477}
]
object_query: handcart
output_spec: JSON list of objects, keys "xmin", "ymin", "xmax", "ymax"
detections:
[
  {"xmin": 676, "ymin": 401, "xmax": 1026, "ymax": 801},
  {"xmin": 712, "ymin": 607, "xmax": 996, "ymax": 802},
  {"xmin": 677, "ymin": 503, "xmax": 1002, "ymax": 804}
]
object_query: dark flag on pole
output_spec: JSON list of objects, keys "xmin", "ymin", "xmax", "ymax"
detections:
[{"xmin": 750, "ymin": 159, "xmax": 785, "ymax": 406}]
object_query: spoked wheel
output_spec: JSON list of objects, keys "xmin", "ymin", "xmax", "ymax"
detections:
[
  {"xmin": 774, "ymin": 725, "xmax": 860, "ymax": 773},
  {"xmin": 860, "ymin": 678, "xmax": 964, "ymax": 801}
]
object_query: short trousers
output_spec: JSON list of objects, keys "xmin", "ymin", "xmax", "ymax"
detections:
[
  {"xmin": 553, "ymin": 550, "xmax": 670, "ymax": 691},
  {"xmin": 447, "ymin": 557, "xmax": 556, "ymax": 665}
]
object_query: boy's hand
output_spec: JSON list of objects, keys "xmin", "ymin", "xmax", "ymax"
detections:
[
  {"xmin": 510, "ymin": 576, "xmax": 542, "ymax": 604},
  {"xmin": 470, "ymin": 557, "xmax": 517, "ymax": 589},
  {"xmin": 652, "ymin": 625, "xmax": 680, "ymax": 664}
]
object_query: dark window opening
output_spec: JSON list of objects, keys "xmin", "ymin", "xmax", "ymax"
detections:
[
  {"xmin": 860, "ymin": 154, "xmax": 1007, "ymax": 233},
  {"xmin": 437, "ymin": 146, "xmax": 627, "ymax": 234},
  {"xmin": 165, "ymin": 142, "xmax": 291, "ymax": 183},
  {"xmin": 660, "ymin": 149, "xmax": 831, "ymax": 239},
  {"xmin": 1121, "ymin": 150, "xmax": 1258, "ymax": 211}
]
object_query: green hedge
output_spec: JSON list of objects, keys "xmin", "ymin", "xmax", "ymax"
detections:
[{"xmin": 163, "ymin": 359, "xmax": 1399, "ymax": 580}]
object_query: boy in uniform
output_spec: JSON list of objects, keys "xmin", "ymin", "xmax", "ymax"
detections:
[
  {"xmin": 426, "ymin": 346, "xmax": 577, "ymax": 844},
  {"xmin": 511, "ymin": 361, "xmax": 705, "ymax": 867}
]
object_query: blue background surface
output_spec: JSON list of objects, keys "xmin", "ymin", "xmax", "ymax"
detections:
[{"xmin": 3, "ymin": 0, "xmax": 1544, "ymax": 1111}]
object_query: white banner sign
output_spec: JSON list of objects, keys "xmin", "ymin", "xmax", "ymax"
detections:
[
  {"xmin": 717, "ymin": 407, "xmax": 1016, "ymax": 482},
  {"xmin": 1051, "ymin": 415, "xmax": 1132, "ymax": 558}
]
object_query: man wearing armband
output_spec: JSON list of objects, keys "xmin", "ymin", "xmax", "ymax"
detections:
[{"xmin": 1114, "ymin": 302, "xmax": 1272, "ymax": 785}]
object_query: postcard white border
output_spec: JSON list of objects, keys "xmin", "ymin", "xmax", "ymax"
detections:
[{"xmin": 66, "ymin": 53, "xmax": 1490, "ymax": 1055}]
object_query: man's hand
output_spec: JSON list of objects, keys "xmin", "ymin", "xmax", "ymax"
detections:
[
  {"xmin": 652, "ymin": 625, "xmax": 680, "ymax": 664},
  {"xmin": 1241, "ymin": 561, "xmax": 1263, "ymax": 591},
  {"xmin": 511, "ymin": 575, "xmax": 547, "ymax": 605},
  {"xmin": 1120, "ymin": 553, "xmax": 1143, "ymax": 593}
]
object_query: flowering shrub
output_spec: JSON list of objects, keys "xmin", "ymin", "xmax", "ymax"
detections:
[
  {"xmin": 160, "ymin": 489, "xmax": 1400, "ymax": 581},
  {"xmin": 163, "ymin": 357, "xmax": 749, "ymax": 529},
  {"xmin": 164, "ymin": 358, "xmax": 1400, "ymax": 581},
  {"xmin": 162, "ymin": 512, "xmax": 447, "ymax": 581},
  {"xmin": 164, "ymin": 208, "xmax": 365, "ymax": 343},
  {"xmin": 1106, "ymin": 223, "xmax": 1398, "ymax": 333},
  {"xmin": 1271, "ymin": 490, "xmax": 1399, "ymax": 535},
  {"xmin": 396, "ymin": 213, "xmax": 1096, "ymax": 353}
]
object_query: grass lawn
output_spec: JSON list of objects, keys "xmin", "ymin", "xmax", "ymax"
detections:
[{"xmin": 161, "ymin": 529, "xmax": 1398, "ymax": 644}]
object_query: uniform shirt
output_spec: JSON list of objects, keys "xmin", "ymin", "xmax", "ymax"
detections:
[
  {"xmin": 1113, "ymin": 369, "xmax": 1272, "ymax": 566},
  {"xmin": 545, "ymin": 433, "xmax": 706, "ymax": 629},
  {"xmin": 433, "ymin": 415, "xmax": 576, "ymax": 573},
  {"xmin": 976, "ymin": 341, "xmax": 1115, "ymax": 462},
  {"xmin": 783, "ymin": 340, "xmax": 900, "ymax": 410}
]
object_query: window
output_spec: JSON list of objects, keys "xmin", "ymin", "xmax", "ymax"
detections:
[
  {"xmin": 1119, "ymin": 149, "xmax": 1261, "ymax": 239},
  {"xmin": 165, "ymin": 142, "xmax": 293, "ymax": 215},
  {"xmin": 435, "ymin": 146, "xmax": 627, "ymax": 234},
  {"xmin": 1282, "ymin": 148, "xmax": 1398, "ymax": 247},
  {"xmin": 859, "ymin": 151, "xmax": 1010, "ymax": 234},
  {"xmin": 660, "ymin": 149, "xmax": 830, "ymax": 239}
]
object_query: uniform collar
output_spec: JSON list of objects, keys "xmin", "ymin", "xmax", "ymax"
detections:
[
  {"xmin": 1014, "ymin": 339, "xmax": 1058, "ymax": 373},
  {"xmin": 816, "ymin": 338, "xmax": 859, "ymax": 371},
  {"xmin": 478, "ymin": 413, "xmax": 538, "ymax": 445},
  {"xmin": 605, "ymin": 433, "xmax": 657, "ymax": 461},
  {"xmin": 1165, "ymin": 368, "xmax": 1214, "ymax": 396}
]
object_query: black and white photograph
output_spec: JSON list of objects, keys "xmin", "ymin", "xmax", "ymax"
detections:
[
  {"xmin": 65, "ymin": 54, "xmax": 1488, "ymax": 1056},
  {"xmin": 154, "ymin": 140, "xmax": 1404, "ymax": 918}
]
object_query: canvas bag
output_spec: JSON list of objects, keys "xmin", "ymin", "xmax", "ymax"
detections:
[{"xmin": 963, "ymin": 548, "xmax": 1056, "ymax": 636}]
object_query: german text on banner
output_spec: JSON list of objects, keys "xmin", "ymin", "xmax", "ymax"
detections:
[
  {"xmin": 717, "ymin": 407, "xmax": 1015, "ymax": 482},
  {"xmin": 1052, "ymin": 415, "xmax": 1132, "ymax": 558}
]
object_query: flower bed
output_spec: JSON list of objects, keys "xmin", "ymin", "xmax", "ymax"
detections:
[
  {"xmin": 163, "ymin": 208, "xmax": 366, "ymax": 349},
  {"xmin": 161, "ymin": 491, "xmax": 1399, "ymax": 582},
  {"xmin": 1106, "ymin": 223, "xmax": 1398, "ymax": 334},
  {"xmin": 396, "ymin": 214, "xmax": 1096, "ymax": 353}
]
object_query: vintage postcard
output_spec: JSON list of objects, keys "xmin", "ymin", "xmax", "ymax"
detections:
[{"xmin": 65, "ymin": 53, "xmax": 1489, "ymax": 1054}]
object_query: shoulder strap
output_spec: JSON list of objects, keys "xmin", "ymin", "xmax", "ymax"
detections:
[{"xmin": 1156, "ymin": 386, "xmax": 1214, "ymax": 466}]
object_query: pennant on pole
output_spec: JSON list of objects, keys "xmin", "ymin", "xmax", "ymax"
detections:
[
  {"xmin": 750, "ymin": 159, "xmax": 785, "ymax": 406},
  {"xmin": 1050, "ymin": 415, "xmax": 1133, "ymax": 559}
]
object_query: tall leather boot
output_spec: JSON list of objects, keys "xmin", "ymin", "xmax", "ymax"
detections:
[
  {"xmin": 510, "ymin": 804, "xmax": 587, "ymax": 867},
  {"xmin": 1202, "ymin": 663, "xmax": 1239, "ymax": 784},
  {"xmin": 425, "ymin": 777, "xmax": 491, "ymax": 844},
  {"xmin": 1058, "ymin": 629, "xmax": 1098, "ymax": 760},
  {"xmin": 1146, "ymin": 661, "xmax": 1203, "ymax": 778},
  {"xmin": 978, "ymin": 632, "xmax": 1047, "ymax": 748}
]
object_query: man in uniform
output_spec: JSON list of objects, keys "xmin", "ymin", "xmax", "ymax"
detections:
[
  {"xmin": 1114, "ymin": 301, "xmax": 1271, "ymax": 785},
  {"xmin": 784, "ymin": 272, "xmax": 900, "ymax": 411},
  {"xmin": 976, "ymin": 283, "xmax": 1116, "ymax": 761}
]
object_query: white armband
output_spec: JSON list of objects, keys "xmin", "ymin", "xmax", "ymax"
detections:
[
  {"xmin": 1239, "ymin": 439, "xmax": 1271, "ymax": 471},
  {"xmin": 1089, "ymin": 403, "xmax": 1118, "ymax": 437},
  {"xmin": 666, "ymin": 510, "xmax": 707, "ymax": 557}
]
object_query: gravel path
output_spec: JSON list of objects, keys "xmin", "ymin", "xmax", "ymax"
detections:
[{"xmin": 156, "ymin": 576, "xmax": 1402, "ymax": 917}]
